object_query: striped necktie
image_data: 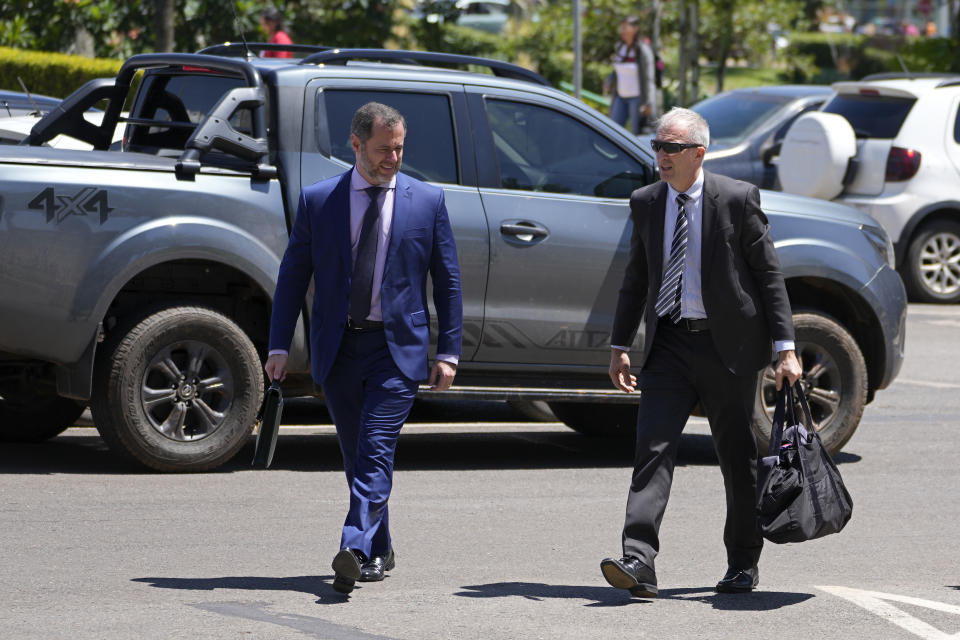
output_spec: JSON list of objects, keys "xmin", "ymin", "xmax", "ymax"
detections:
[{"xmin": 654, "ymin": 193, "xmax": 691, "ymax": 323}]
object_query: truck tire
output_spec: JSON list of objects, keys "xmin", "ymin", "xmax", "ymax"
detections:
[
  {"xmin": 0, "ymin": 389, "xmax": 85, "ymax": 442},
  {"xmin": 753, "ymin": 312, "xmax": 867, "ymax": 456},
  {"xmin": 547, "ymin": 402, "xmax": 637, "ymax": 437},
  {"xmin": 90, "ymin": 306, "xmax": 263, "ymax": 472},
  {"xmin": 902, "ymin": 219, "xmax": 960, "ymax": 303}
]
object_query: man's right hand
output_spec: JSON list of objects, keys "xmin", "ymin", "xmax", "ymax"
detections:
[
  {"xmin": 264, "ymin": 353, "xmax": 288, "ymax": 382},
  {"xmin": 609, "ymin": 348, "xmax": 636, "ymax": 393}
]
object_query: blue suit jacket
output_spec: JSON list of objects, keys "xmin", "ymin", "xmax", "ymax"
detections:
[{"xmin": 269, "ymin": 169, "xmax": 463, "ymax": 383}]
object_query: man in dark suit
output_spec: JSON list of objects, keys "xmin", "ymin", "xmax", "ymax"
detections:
[
  {"xmin": 265, "ymin": 102, "xmax": 462, "ymax": 595},
  {"xmin": 600, "ymin": 107, "xmax": 802, "ymax": 597}
]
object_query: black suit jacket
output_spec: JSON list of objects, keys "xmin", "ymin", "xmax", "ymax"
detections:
[{"xmin": 611, "ymin": 171, "xmax": 794, "ymax": 375}]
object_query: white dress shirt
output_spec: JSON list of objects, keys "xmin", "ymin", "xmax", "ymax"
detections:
[
  {"xmin": 350, "ymin": 169, "xmax": 395, "ymax": 322},
  {"xmin": 663, "ymin": 171, "xmax": 706, "ymax": 320},
  {"xmin": 613, "ymin": 169, "xmax": 794, "ymax": 354}
]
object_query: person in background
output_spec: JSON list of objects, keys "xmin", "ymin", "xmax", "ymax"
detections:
[
  {"xmin": 260, "ymin": 7, "xmax": 293, "ymax": 58},
  {"xmin": 603, "ymin": 16, "xmax": 656, "ymax": 135}
]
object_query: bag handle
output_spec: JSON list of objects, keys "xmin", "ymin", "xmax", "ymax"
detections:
[
  {"xmin": 256, "ymin": 379, "xmax": 282, "ymax": 422},
  {"xmin": 791, "ymin": 381, "xmax": 816, "ymax": 435},
  {"xmin": 767, "ymin": 383, "xmax": 790, "ymax": 457},
  {"xmin": 766, "ymin": 381, "xmax": 816, "ymax": 457}
]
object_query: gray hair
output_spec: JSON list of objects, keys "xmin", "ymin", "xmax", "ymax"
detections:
[
  {"xmin": 351, "ymin": 102, "xmax": 407, "ymax": 143},
  {"xmin": 656, "ymin": 107, "xmax": 710, "ymax": 149}
]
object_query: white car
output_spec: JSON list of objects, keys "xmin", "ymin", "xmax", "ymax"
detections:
[{"xmin": 777, "ymin": 73, "xmax": 960, "ymax": 303}]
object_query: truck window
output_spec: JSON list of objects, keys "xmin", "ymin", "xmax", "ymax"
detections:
[
  {"xmin": 319, "ymin": 90, "xmax": 458, "ymax": 185},
  {"xmin": 484, "ymin": 98, "xmax": 648, "ymax": 198},
  {"xmin": 127, "ymin": 72, "xmax": 252, "ymax": 152}
]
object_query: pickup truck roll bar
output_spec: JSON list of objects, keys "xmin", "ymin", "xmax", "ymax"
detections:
[
  {"xmin": 115, "ymin": 54, "xmax": 275, "ymax": 178},
  {"xmin": 198, "ymin": 43, "xmax": 334, "ymax": 58},
  {"xmin": 300, "ymin": 48, "xmax": 552, "ymax": 87},
  {"xmin": 27, "ymin": 53, "xmax": 276, "ymax": 177}
]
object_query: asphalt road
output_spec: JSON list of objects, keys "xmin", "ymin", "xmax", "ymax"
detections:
[{"xmin": 2, "ymin": 303, "xmax": 959, "ymax": 640}]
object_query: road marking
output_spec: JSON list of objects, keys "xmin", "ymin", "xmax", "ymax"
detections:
[
  {"xmin": 817, "ymin": 586, "xmax": 960, "ymax": 639},
  {"xmin": 925, "ymin": 319, "xmax": 960, "ymax": 328},
  {"xmin": 908, "ymin": 305, "xmax": 960, "ymax": 317},
  {"xmin": 895, "ymin": 378, "xmax": 960, "ymax": 390}
]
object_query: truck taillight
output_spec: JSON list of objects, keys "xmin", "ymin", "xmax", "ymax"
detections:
[{"xmin": 885, "ymin": 146, "xmax": 921, "ymax": 182}]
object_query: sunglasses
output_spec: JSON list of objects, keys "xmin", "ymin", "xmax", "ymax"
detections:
[{"xmin": 650, "ymin": 140, "xmax": 701, "ymax": 154}]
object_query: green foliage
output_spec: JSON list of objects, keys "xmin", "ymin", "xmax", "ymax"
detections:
[
  {"xmin": 403, "ymin": 17, "xmax": 500, "ymax": 58},
  {"xmin": 783, "ymin": 31, "xmax": 952, "ymax": 82},
  {"xmin": 285, "ymin": 1, "xmax": 398, "ymax": 48},
  {"xmin": 9, "ymin": 0, "xmax": 910, "ymax": 110},
  {"xmin": 0, "ymin": 46, "xmax": 121, "ymax": 96},
  {"xmin": 897, "ymin": 37, "xmax": 959, "ymax": 73},
  {"xmin": 696, "ymin": 0, "xmax": 806, "ymax": 65},
  {"xmin": 0, "ymin": 0, "xmax": 266, "ymax": 57}
]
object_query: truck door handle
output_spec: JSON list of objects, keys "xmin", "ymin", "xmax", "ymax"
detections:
[{"xmin": 500, "ymin": 221, "xmax": 549, "ymax": 242}]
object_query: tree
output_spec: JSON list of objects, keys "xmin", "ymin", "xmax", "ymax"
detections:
[{"xmin": 154, "ymin": 0, "xmax": 174, "ymax": 52}]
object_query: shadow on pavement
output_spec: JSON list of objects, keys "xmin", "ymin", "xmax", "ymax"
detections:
[
  {"xmin": 455, "ymin": 581, "xmax": 815, "ymax": 610},
  {"xmin": 133, "ymin": 575, "xmax": 367, "ymax": 604},
  {"xmin": 0, "ymin": 397, "xmax": 860, "ymax": 474}
]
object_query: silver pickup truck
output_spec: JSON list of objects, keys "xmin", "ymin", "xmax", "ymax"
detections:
[{"xmin": 0, "ymin": 47, "xmax": 906, "ymax": 471}]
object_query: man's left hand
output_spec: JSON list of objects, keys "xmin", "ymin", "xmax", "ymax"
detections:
[
  {"xmin": 774, "ymin": 350, "xmax": 803, "ymax": 390},
  {"xmin": 428, "ymin": 360, "xmax": 457, "ymax": 391}
]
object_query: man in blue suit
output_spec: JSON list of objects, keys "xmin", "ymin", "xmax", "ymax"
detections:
[{"xmin": 265, "ymin": 102, "xmax": 463, "ymax": 595}]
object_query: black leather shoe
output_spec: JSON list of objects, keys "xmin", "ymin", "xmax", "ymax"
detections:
[
  {"xmin": 600, "ymin": 556, "xmax": 658, "ymax": 598},
  {"xmin": 331, "ymin": 548, "xmax": 365, "ymax": 594},
  {"xmin": 715, "ymin": 566, "xmax": 759, "ymax": 593},
  {"xmin": 359, "ymin": 549, "xmax": 396, "ymax": 582}
]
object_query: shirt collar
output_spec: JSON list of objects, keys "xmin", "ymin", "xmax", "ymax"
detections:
[
  {"xmin": 351, "ymin": 167, "xmax": 397, "ymax": 192},
  {"xmin": 666, "ymin": 168, "xmax": 704, "ymax": 204}
]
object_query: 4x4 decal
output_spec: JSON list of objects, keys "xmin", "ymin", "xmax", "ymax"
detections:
[{"xmin": 28, "ymin": 187, "xmax": 113, "ymax": 224}]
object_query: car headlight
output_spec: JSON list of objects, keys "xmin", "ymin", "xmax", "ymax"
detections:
[{"xmin": 860, "ymin": 223, "xmax": 895, "ymax": 269}]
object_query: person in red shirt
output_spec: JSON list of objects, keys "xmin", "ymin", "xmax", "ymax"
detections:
[{"xmin": 260, "ymin": 7, "xmax": 293, "ymax": 58}]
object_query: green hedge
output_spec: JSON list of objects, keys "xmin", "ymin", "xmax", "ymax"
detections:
[
  {"xmin": 0, "ymin": 47, "xmax": 121, "ymax": 98},
  {"xmin": 784, "ymin": 32, "xmax": 956, "ymax": 83}
]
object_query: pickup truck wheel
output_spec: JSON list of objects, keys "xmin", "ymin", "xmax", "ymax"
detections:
[
  {"xmin": 753, "ymin": 312, "xmax": 867, "ymax": 456},
  {"xmin": 903, "ymin": 220, "xmax": 960, "ymax": 303},
  {"xmin": 91, "ymin": 306, "xmax": 263, "ymax": 472},
  {"xmin": 547, "ymin": 402, "xmax": 637, "ymax": 437},
  {"xmin": 0, "ymin": 390, "xmax": 85, "ymax": 442}
]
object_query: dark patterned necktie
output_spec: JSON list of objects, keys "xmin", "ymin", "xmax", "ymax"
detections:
[
  {"xmin": 349, "ymin": 186, "xmax": 384, "ymax": 322},
  {"xmin": 655, "ymin": 193, "xmax": 691, "ymax": 323}
]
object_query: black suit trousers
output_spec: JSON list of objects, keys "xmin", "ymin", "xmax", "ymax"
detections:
[{"xmin": 622, "ymin": 319, "xmax": 763, "ymax": 571}]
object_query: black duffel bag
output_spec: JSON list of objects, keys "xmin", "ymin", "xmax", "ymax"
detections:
[{"xmin": 756, "ymin": 381, "xmax": 853, "ymax": 543}]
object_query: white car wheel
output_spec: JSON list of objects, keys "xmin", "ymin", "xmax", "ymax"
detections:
[{"xmin": 904, "ymin": 220, "xmax": 960, "ymax": 303}]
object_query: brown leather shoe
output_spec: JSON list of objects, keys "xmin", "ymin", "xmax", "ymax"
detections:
[{"xmin": 600, "ymin": 556, "xmax": 658, "ymax": 598}]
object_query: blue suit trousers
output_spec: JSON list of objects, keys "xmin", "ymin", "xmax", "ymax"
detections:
[{"xmin": 321, "ymin": 328, "xmax": 418, "ymax": 558}]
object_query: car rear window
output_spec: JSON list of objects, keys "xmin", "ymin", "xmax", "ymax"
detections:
[
  {"xmin": 822, "ymin": 93, "xmax": 915, "ymax": 139},
  {"xmin": 691, "ymin": 92, "xmax": 790, "ymax": 145}
]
